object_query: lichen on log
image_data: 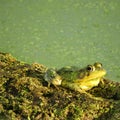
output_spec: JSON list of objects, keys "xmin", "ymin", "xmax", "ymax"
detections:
[{"xmin": 0, "ymin": 52, "xmax": 120, "ymax": 120}]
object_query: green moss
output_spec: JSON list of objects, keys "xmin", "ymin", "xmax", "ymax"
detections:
[{"xmin": 0, "ymin": 52, "xmax": 120, "ymax": 120}]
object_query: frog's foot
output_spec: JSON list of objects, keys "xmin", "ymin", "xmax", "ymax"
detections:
[
  {"xmin": 73, "ymin": 87, "xmax": 103, "ymax": 100},
  {"xmin": 46, "ymin": 82, "xmax": 59, "ymax": 91},
  {"xmin": 47, "ymin": 82, "xmax": 51, "ymax": 88},
  {"xmin": 44, "ymin": 68, "xmax": 62, "ymax": 88},
  {"xmin": 78, "ymin": 89, "xmax": 103, "ymax": 101},
  {"xmin": 100, "ymin": 78, "xmax": 105, "ymax": 85},
  {"xmin": 62, "ymin": 82, "xmax": 103, "ymax": 100},
  {"xmin": 53, "ymin": 84, "xmax": 59, "ymax": 90}
]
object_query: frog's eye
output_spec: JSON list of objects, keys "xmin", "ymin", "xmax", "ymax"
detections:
[
  {"xmin": 94, "ymin": 62, "xmax": 102, "ymax": 68},
  {"xmin": 87, "ymin": 65, "xmax": 95, "ymax": 72}
]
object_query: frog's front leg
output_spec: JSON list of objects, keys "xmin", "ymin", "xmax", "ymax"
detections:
[
  {"xmin": 100, "ymin": 78, "xmax": 105, "ymax": 85},
  {"xmin": 44, "ymin": 68, "xmax": 62, "ymax": 89}
]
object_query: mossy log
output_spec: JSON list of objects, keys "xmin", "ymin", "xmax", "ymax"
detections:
[{"xmin": 0, "ymin": 52, "xmax": 120, "ymax": 120}]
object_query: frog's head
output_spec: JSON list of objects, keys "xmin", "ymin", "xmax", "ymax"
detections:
[
  {"xmin": 77, "ymin": 62, "xmax": 106, "ymax": 90},
  {"xmin": 84, "ymin": 62, "xmax": 106, "ymax": 79}
]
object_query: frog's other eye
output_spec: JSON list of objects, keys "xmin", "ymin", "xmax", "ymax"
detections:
[
  {"xmin": 87, "ymin": 65, "xmax": 95, "ymax": 72},
  {"xmin": 94, "ymin": 62, "xmax": 102, "ymax": 68}
]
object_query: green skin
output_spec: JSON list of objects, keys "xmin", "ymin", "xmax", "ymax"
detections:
[
  {"xmin": 57, "ymin": 63, "xmax": 106, "ymax": 91},
  {"xmin": 57, "ymin": 66, "xmax": 85, "ymax": 83},
  {"xmin": 44, "ymin": 63, "xmax": 106, "ymax": 93}
]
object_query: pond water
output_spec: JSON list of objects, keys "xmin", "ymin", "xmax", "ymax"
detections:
[{"xmin": 0, "ymin": 0, "xmax": 120, "ymax": 81}]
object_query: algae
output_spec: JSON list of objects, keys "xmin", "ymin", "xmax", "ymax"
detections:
[{"xmin": 0, "ymin": 52, "xmax": 120, "ymax": 120}]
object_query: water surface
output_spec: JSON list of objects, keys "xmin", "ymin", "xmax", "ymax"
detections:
[{"xmin": 0, "ymin": 0, "xmax": 120, "ymax": 81}]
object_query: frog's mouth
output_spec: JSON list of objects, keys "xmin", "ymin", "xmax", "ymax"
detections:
[
  {"xmin": 83, "ymin": 70, "xmax": 106, "ymax": 81},
  {"xmin": 76, "ymin": 69, "xmax": 106, "ymax": 82}
]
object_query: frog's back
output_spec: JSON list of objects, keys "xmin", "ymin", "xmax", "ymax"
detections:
[
  {"xmin": 57, "ymin": 66, "xmax": 78, "ymax": 73},
  {"xmin": 57, "ymin": 66, "xmax": 79, "ymax": 82}
]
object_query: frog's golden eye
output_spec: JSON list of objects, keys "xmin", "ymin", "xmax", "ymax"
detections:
[
  {"xmin": 94, "ymin": 62, "xmax": 102, "ymax": 68},
  {"xmin": 87, "ymin": 65, "xmax": 95, "ymax": 72}
]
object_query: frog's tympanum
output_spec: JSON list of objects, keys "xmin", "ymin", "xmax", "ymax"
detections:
[{"xmin": 44, "ymin": 62, "xmax": 106, "ymax": 93}]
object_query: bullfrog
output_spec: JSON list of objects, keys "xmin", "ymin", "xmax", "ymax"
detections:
[{"xmin": 44, "ymin": 62, "xmax": 106, "ymax": 92}]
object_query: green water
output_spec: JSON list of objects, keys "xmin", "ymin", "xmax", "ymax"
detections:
[{"xmin": 0, "ymin": 0, "xmax": 120, "ymax": 81}]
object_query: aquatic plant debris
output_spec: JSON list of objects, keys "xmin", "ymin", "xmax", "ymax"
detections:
[{"xmin": 0, "ymin": 52, "xmax": 120, "ymax": 120}]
